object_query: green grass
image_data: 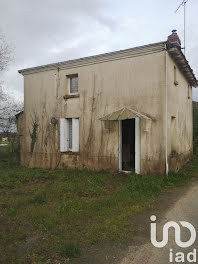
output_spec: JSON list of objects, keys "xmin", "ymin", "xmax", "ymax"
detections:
[
  {"xmin": 1, "ymin": 104, "xmax": 198, "ymax": 263},
  {"xmin": 0, "ymin": 152, "xmax": 197, "ymax": 263}
]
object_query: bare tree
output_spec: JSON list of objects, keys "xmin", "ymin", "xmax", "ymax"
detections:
[
  {"xmin": 0, "ymin": 32, "xmax": 21, "ymax": 135},
  {"xmin": 0, "ymin": 32, "xmax": 13, "ymax": 72},
  {"xmin": 0, "ymin": 85, "xmax": 23, "ymax": 133}
]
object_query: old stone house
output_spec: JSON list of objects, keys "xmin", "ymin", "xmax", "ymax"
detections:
[{"xmin": 18, "ymin": 31, "xmax": 198, "ymax": 174}]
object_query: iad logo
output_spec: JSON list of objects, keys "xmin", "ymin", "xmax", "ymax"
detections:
[{"xmin": 150, "ymin": 215, "xmax": 196, "ymax": 248}]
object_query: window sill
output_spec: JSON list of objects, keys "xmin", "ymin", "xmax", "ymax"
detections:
[
  {"xmin": 61, "ymin": 151, "xmax": 79, "ymax": 155},
  {"xmin": 63, "ymin": 94, "xmax": 80, "ymax": 100}
]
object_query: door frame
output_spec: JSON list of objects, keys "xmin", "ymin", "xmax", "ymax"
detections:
[{"xmin": 118, "ymin": 118, "xmax": 140, "ymax": 174}]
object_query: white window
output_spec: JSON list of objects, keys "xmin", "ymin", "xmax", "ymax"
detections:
[
  {"xmin": 68, "ymin": 74, "xmax": 78, "ymax": 94},
  {"xmin": 60, "ymin": 118, "xmax": 79, "ymax": 152}
]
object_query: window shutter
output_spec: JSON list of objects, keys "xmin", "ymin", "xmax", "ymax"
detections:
[
  {"xmin": 72, "ymin": 118, "xmax": 79, "ymax": 152},
  {"xmin": 60, "ymin": 118, "xmax": 68, "ymax": 152}
]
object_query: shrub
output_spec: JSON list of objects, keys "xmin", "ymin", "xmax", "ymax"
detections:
[{"xmin": 59, "ymin": 243, "xmax": 81, "ymax": 258}]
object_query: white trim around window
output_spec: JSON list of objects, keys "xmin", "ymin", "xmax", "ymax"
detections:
[{"xmin": 60, "ymin": 118, "xmax": 79, "ymax": 153}]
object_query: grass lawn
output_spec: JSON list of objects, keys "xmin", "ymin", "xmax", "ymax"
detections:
[
  {"xmin": 1, "ymin": 103, "xmax": 198, "ymax": 264},
  {"xmin": 1, "ymin": 147, "xmax": 198, "ymax": 263}
]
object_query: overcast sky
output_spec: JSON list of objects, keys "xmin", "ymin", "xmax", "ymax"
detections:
[{"xmin": 0, "ymin": 0, "xmax": 198, "ymax": 101}]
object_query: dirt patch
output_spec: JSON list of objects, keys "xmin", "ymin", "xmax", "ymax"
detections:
[{"xmin": 14, "ymin": 234, "xmax": 39, "ymax": 256}]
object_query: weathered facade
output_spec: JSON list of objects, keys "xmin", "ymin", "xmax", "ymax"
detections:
[{"xmin": 18, "ymin": 32, "xmax": 197, "ymax": 174}]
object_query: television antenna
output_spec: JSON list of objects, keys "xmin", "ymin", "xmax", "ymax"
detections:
[{"xmin": 175, "ymin": 0, "xmax": 189, "ymax": 55}]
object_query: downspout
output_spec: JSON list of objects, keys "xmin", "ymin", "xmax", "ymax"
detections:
[
  {"xmin": 165, "ymin": 45, "xmax": 169, "ymax": 175},
  {"xmin": 56, "ymin": 67, "xmax": 60, "ymax": 118},
  {"xmin": 55, "ymin": 67, "xmax": 63, "ymax": 168}
]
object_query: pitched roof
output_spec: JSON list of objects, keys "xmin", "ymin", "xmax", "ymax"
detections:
[
  {"xmin": 18, "ymin": 41, "xmax": 165, "ymax": 74},
  {"xmin": 18, "ymin": 41, "xmax": 198, "ymax": 87}
]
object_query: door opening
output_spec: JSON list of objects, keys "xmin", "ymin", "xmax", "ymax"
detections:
[{"xmin": 122, "ymin": 119, "xmax": 135, "ymax": 171}]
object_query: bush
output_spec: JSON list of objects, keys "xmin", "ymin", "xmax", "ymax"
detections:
[
  {"xmin": 59, "ymin": 243, "xmax": 81, "ymax": 258},
  {"xmin": 29, "ymin": 193, "xmax": 46, "ymax": 204}
]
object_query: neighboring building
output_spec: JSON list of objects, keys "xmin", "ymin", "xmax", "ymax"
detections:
[
  {"xmin": 18, "ymin": 31, "xmax": 198, "ymax": 174},
  {"xmin": 15, "ymin": 111, "xmax": 24, "ymax": 134},
  {"xmin": 15, "ymin": 111, "xmax": 24, "ymax": 151}
]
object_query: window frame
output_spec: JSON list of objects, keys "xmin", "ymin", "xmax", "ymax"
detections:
[{"xmin": 67, "ymin": 74, "xmax": 79, "ymax": 95}]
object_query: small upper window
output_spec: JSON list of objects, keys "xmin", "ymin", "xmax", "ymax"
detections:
[
  {"xmin": 174, "ymin": 66, "xmax": 178, "ymax": 86},
  {"xmin": 69, "ymin": 74, "xmax": 78, "ymax": 94},
  {"xmin": 188, "ymin": 85, "xmax": 191, "ymax": 99}
]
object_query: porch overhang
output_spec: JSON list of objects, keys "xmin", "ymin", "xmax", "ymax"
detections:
[{"xmin": 100, "ymin": 107, "xmax": 152, "ymax": 121}]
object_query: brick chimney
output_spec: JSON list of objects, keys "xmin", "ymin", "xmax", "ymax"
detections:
[{"xmin": 167, "ymin": 30, "xmax": 181, "ymax": 47}]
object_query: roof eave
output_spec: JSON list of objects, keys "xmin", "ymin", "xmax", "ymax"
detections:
[
  {"xmin": 18, "ymin": 41, "xmax": 166, "ymax": 75},
  {"xmin": 166, "ymin": 42, "xmax": 198, "ymax": 88}
]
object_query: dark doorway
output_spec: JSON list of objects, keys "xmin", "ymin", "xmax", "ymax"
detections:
[{"xmin": 122, "ymin": 119, "xmax": 135, "ymax": 171}]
